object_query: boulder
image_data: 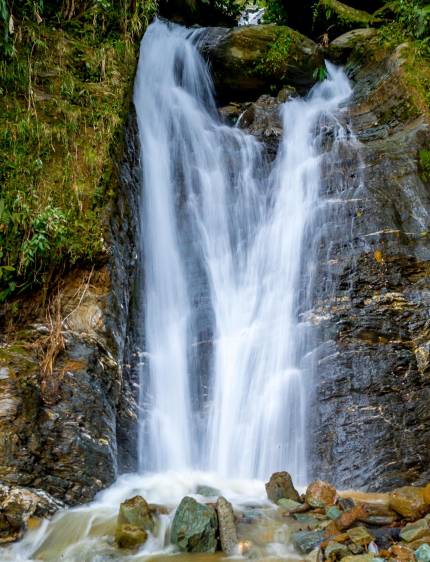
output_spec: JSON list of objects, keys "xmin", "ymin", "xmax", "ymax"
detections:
[
  {"xmin": 401, "ymin": 519, "xmax": 430, "ymax": 542},
  {"xmin": 325, "ymin": 540, "xmax": 350, "ymax": 560},
  {"xmin": 416, "ymin": 544, "xmax": 430, "ymax": 562},
  {"xmin": 0, "ymin": 484, "xmax": 63, "ymax": 544},
  {"xmin": 328, "ymin": 28, "xmax": 377, "ymax": 63},
  {"xmin": 265, "ymin": 471, "xmax": 301, "ymax": 503},
  {"xmin": 116, "ymin": 496, "xmax": 155, "ymax": 533},
  {"xmin": 196, "ymin": 485, "xmax": 221, "ymax": 498},
  {"xmin": 389, "ymin": 487, "xmax": 428, "ymax": 519},
  {"xmin": 216, "ymin": 496, "xmax": 238, "ymax": 556},
  {"xmin": 306, "ymin": 480, "xmax": 337, "ymax": 508},
  {"xmin": 313, "ymin": 0, "xmax": 380, "ymax": 40},
  {"xmin": 115, "ymin": 524, "xmax": 147, "ymax": 549},
  {"xmin": 346, "ymin": 527, "xmax": 374, "ymax": 546},
  {"xmin": 292, "ymin": 529, "xmax": 325, "ymax": 554},
  {"xmin": 199, "ymin": 25, "xmax": 323, "ymax": 102},
  {"xmin": 170, "ymin": 496, "xmax": 218, "ymax": 553},
  {"xmin": 115, "ymin": 495, "xmax": 156, "ymax": 550}
]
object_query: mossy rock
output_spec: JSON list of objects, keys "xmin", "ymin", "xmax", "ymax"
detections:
[
  {"xmin": 200, "ymin": 24, "xmax": 323, "ymax": 101},
  {"xmin": 328, "ymin": 28, "xmax": 377, "ymax": 63},
  {"xmin": 115, "ymin": 524, "xmax": 148, "ymax": 550},
  {"xmin": 313, "ymin": 0, "xmax": 381, "ymax": 39}
]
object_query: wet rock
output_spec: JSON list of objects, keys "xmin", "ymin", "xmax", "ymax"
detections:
[
  {"xmin": 117, "ymin": 496, "xmax": 155, "ymax": 533},
  {"xmin": 389, "ymin": 543, "xmax": 416, "ymax": 562},
  {"xmin": 390, "ymin": 487, "xmax": 428, "ymax": 519},
  {"xmin": 371, "ymin": 526, "xmax": 401, "ymax": 550},
  {"xmin": 238, "ymin": 94, "xmax": 283, "ymax": 158},
  {"xmin": 278, "ymin": 498, "xmax": 303, "ymax": 511},
  {"xmin": 306, "ymin": 480, "xmax": 337, "ymax": 508},
  {"xmin": 266, "ymin": 471, "xmax": 301, "ymax": 504},
  {"xmin": 346, "ymin": 526, "xmax": 374, "ymax": 546},
  {"xmin": 115, "ymin": 524, "xmax": 148, "ymax": 549},
  {"xmin": 199, "ymin": 25, "xmax": 323, "ymax": 102},
  {"xmin": 424, "ymin": 485, "xmax": 430, "ymax": 505},
  {"xmin": 216, "ymin": 496, "xmax": 238, "ymax": 556},
  {"xmin": 327, "ymin": 506, "xmax": 342, "ymax": 520},
  {"xmin": 328, "ymin": 28, "xmax": 377, "ymax": 63},
  {"xmin": 325, "ymin": 540, "xmax": 350, "ymax": 560},
  {"xmin": 401, "ymin": 519, "xmax": 430, "ymax": 542},
  {"xmin": 171, "ymin": 496, "xmax": 218, "ymax": 553},
  {"xmin": 0, "ymin": 484, "xmax": 63, "ymax": 544},
  {"xmin": 292, "ymin": 529, "xmax": 325, "ymax": 554},
  {"xmin": 416, "ymin": 544, "xmax": 430, "ymax": 562},
  {"xmin": 340, "ymin": 556, "xmax": 384, "ymax": 562},
  {"xmin": 293, "ymin": 513, "xmax": 322, "ymax": 529},
  {"xmin": 196, "ymin": 485, "xmax": 221, "ymax": 498}
]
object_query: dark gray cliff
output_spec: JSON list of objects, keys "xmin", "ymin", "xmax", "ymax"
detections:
[{"xmin": 309, "ymin": 39, "xmax": 430, "ymax": 490}]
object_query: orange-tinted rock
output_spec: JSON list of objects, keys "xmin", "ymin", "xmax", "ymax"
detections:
[
  {"xmin": 389, "ymin": 487, "xmax": 428, "ymax": 519},
  {"xmin": 389, "ymin": 543, "xmax": 415, "ymax": 562},
  {"xmin": 424, "ymin": 484, "xmax": 430, "ymax": 505},
  {"xmin": 335, "ymin": 504, "xmax": 369, "ymax": 531},
  {"xmin": 305, "ymin": 481, "xmax": 337, "ymax": 508}
]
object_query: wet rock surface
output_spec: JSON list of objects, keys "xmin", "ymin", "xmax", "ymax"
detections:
[
  {"xmin": 171, "ymin": 496, "xmax": 218, "ymax": 553},
  {"xmin": 309, "ymin": 33, "xmax": 430, "ymax": 491}
]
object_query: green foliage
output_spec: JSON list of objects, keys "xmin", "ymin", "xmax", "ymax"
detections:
[
  {"xmin": 254, "ymin": 28, "xmax": 292, "ymax": 79},
  {"xmin": 262, "ymin": 0, "xmax": 289, "ymax": 24},
  {"xmin": 313, "ymin": 65, "xmax": 328, "ymax": 81},
  {"xmin": 0, "ymin": 2, "xmax": 157, "ymax": 301}
]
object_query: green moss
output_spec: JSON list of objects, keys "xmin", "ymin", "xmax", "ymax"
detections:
[
  {"xmin": 313, "ymin": 0, "xmax": 377, "ymax": 36},
  {"xmin": 253, "ymin": 28, "xmax": 293, "ymax": 79},
  {"xmin": 0, "ymin": 2, "xmax": 157, "ymax": 301},
  {"xmin": 419, "ymin": 150, "xmax": 430, "ymax": 182}
]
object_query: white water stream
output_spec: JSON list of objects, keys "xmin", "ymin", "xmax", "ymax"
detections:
[{"xmin": 3, "ymin": 18, "xmax": 356, "ymax": 562}]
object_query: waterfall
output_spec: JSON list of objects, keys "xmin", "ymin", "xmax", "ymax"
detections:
[{"xmin": 134, "ymin": 19, "xmax": 353, "ymax": 483}]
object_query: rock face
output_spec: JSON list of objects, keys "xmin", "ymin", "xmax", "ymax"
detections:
[
  {"xmin": 309, "ymin": 33, "xmax": 430, "ymax": 490},
  {"xmin": 200, "ymin": 25, "xmax": 323, "ymax": 102},
  {"xmin": 171, "ymin": 496, "xmax": 218, "ymax": 553},
  {"xmin": 0, "ymin": 112, "xmax": 142, "ymax": 507},
  {"xmin": 266, "ymin": 471, "xmax": 301, "ymax": 503}
]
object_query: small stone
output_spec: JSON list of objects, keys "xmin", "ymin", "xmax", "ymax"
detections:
[
  {"xmin": 340, "ymin": 556, "xmax": 384, "ymax": 562},
  {"xmin": 335, "ymin": 504, "xmax": 369, "ymax": 531},
  {"xmin": 115, "ymin": 524, "xmax": 148, "ymax": 549},
  {"xmin": 196, "ymin": 485, "xmax": 221, "ymax": 498},
  {"xmin": 372, "ymin": 526, "xmax": 401, "ymax": 549},
  {"xmin": 346, "ymin": 527, "xmax": 374, "ymax": 546},
  {"xmin": 278, "ymin": 498, "xmax": 303, "ymax": 511},
  {"xmin": 265, "ymin": 471, "xmax": 301, "ymax": 503},
  {"xmin": 325, "ymin": 540, "xmax": 350, "ymax": 560},
  {"xmin": 293, "ymin": 513, "xmax": 321, "ymax": 529},
  {"xmin": 306, "ymin": 480, "xmax": 337, "ymax": 508},
  {"xmin": 389, "ymin": 543, "xmax": 415, "ymax": 561},
  {"xmin": 216, "ymin": 496, "xmax": 238, "ymax": 556},
  {"xmin": 416, "ymin": 544, "xmax": 430, "ymax": 562},
  {"xmin": 409, "ymin": 536, "xmax": 430, "ymax": 550},
  {"xmin": 389, "ymin": 486, "xmax": 428, "ymax": 519},
  {"xmin": 306, "ymin": 547, "xmax": 321, "ymax": 562},
  {"xmin": 401, "ymin": 518, "xmax": 430, "ymax": 542},
  {"xmin": 327, "ymin": 506, "xmax": 342, "ymax": 520},
  {"xmin": 292, "ymin": 529, "xmax": 325, "ymax": 554}
]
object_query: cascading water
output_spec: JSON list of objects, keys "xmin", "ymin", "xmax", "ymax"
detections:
[
  {"xmin": 135, "ymin": 19, "xmax": 353, "ymax": 483},
  {"xmin": 4, "ymin": 18, "xmax": 360, "ymax": 562}
]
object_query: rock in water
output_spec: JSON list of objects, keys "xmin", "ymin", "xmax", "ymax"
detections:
[
  {"xmin": 117, "ymin": 496, "xmax": 155, "ymax": 532},
  {"xmin": 265, "ymin": 472, "xmax": 301, "ymax": 503},
  {"xmin": 216, "ymin": 496, "xmax": 238, "ymax": 555},
  {"xmin": 305, "ymin": 480, "xmax": 337, "ymax": 508},
  {"xmin": 115, "ymin": 524, "xmax": 148, "ymax": 549},
  {"xmin": 171, "ymin": 496, "xmax": 218, "ymax": 553},
  {"xmin": 389, "ymin": 487, "xmax": 428, "ymax": 519},
  {"xmin": 196, "ymin": 485, "xmax": 221, "ymax": 498},
  {"xmin": 292, "ymin": 529, "xmax": 325, "ymax": 554},
  {"xmin": 115, "ymin": 495, "xmax": 155, "ymax": 550}
]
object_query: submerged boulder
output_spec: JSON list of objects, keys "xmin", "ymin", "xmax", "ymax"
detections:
[
  {"xmin": 266, "ymin": 471, "xmax": 301, "ymax": 503},
  {"xmin": 171, "ymin": 496, "xmax": 218, "ymax": 553},
  {"xmin": 200, "ymin": 25, "xmax": 323, "ymax": 101}
]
